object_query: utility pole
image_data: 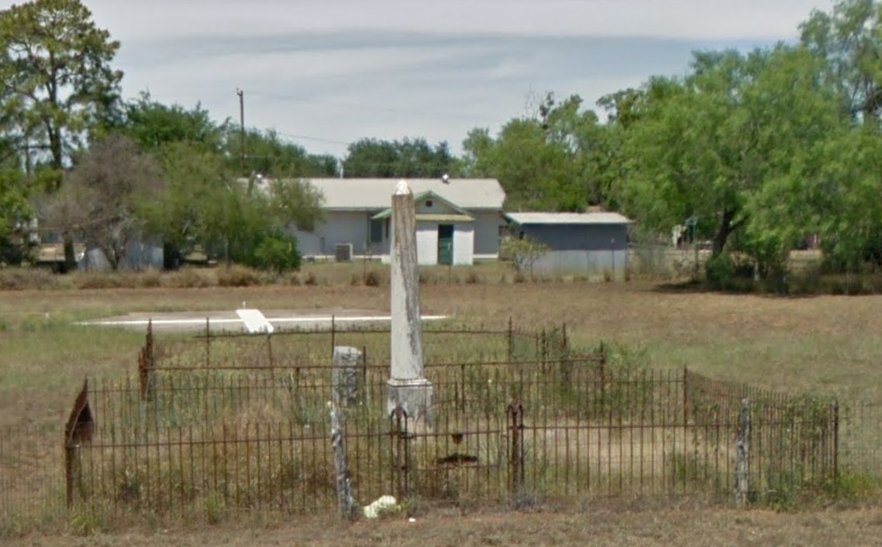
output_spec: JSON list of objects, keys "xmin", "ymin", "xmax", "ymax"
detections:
[{"xmin": 236, "ymin": 88, "xmax": 247, "ymax": 186}]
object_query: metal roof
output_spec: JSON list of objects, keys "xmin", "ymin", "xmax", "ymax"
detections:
[
  {"xmin": 505, "ymin": 212, "xmax": 632, "ymax": 225},
  {"xmin": 299, "ymin": 178, "xmax": 505, "ymax": 210},
  {"xmin": 371, "ymin": 190, "xmax": 475, "ymax": 222}
]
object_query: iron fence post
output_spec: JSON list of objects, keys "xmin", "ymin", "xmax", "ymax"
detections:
[
  {"xmin": 833, "ymin": 400, "xmax": 839, "ymax": 480},
  {"xmin": 391, "ymin": 405, "xmax": 411, "ymax": 500},
  {"xmin": 507, "ymin": 316, "xmax": 514, "ymax": 362},
  {"xmin": 508, "ymin": 400, "xmax": 525, "ymax": 495}
]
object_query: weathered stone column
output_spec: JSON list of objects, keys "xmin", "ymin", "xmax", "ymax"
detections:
[
  {"xmin": 332, "ymin": 346, "xmax": 361, "ymax": 408},
  {"xmin": 386, "ymin": 180, "xmax": 433, "ymax": 423}
]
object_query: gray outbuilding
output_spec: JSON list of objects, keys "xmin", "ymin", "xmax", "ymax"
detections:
[{"xmin": 504, "ymin": 212, "xmax": 632, "ymax": 280}]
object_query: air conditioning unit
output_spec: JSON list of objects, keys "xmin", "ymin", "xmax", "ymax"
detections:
[{"xmin": 335, "ymin": 243, "xmax": 353, "ymax": 262}]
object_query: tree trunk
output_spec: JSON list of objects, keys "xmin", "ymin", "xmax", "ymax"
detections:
[
  {"xmin": 63, "ymin": 235, "xmax": 76, "ymax": 273},
  {"xmin": 712, "ymin": 209, "xmax": 737, "ymax": 257}
]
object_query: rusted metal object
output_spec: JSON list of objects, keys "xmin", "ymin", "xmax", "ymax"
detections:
[
  {"xmin": 64, "ymin": 379, "xmax": 94, "ymax": 507},
  {"xmin": 41, "ymin": 322, "xmax": 843, "ymax": 518},
  {"xmin": 138, "ymin": 320, "xmax": 155, "ymax": 401},
  {"xmin": 390, "ymin": 405, "xmax": 412, "ymax": 499},
  {"xmin": 507, "ymin": 399, "xmax": 524, "ymax": 494}
]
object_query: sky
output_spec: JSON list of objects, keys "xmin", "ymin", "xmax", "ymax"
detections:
[{"xmin": 17, "ymin": 0, "xmax": 839, "ymax": 157}]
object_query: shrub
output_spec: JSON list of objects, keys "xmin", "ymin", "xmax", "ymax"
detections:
[
  {"xmin": 705, "ymin": 253, "xmax": 734, "ymax": 289},
  {"xmin": 501, "ymin": 237, "xmax": 550, "ymax": 275},
  {"xmin": 252, "ymin": 233, "xmax": 301, "ymax": 273}
]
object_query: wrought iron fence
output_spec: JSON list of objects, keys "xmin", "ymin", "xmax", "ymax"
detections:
[{"xmin": 0, "ymin": 322, "xmax": 874, "ymax": 534}]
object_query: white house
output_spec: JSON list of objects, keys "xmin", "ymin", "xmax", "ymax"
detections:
[{"xmin": 291, "ymin": 178, "xmax": 506, "ymax": 265}]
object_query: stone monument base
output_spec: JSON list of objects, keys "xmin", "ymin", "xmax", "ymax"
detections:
[{"xmin": 386, "ymin": 378, "xmax": 434, "ymax": 426}]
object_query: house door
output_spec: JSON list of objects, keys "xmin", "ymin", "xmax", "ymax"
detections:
[{"xmin": 437, "ymin": 225, "xmax": 454, "ymax": 265}]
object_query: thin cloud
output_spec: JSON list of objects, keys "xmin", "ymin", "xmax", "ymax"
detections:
[{"xmin": 73, "ymin": 0, "xmax": 838, "ymax": 155}]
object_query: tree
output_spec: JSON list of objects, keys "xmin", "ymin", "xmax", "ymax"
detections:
[
  {"xmin": 226, "ymin": 128, "xmax": 339, "ymax": 181},
  {"xmin": 139, "ymin": 142, "xmax": 321, "ymax": 270},
  {"xmin": 617, "ymin": 46, "xmax": 843, "ymax": 272},
  {"xmin": 462, "ymin": 93, "xmax": 615, "ymax": 212},
  {"xmin": 120, "ymin": 93, "xmax": 223, "ymax": 154},
  {"xmin": 268, "ymin": 178, "xmax": 323, "ymax": 232},
  {"xmin": 137, "ymin": 142, "xmax": 228, "ymax": 259},
  {"xmin": 0, "ymin": 0, "xmax": 123, "ymax": 187},
  {"xmin": 0, "ymin": 166, "xmax": 31, "ymax": 264},
  {"xmin": 45, "ymin": 134, "xmax": 162, "ymax": 269},
  {"xmin": 800, "ymin": 0, "xmax": 882, "ymax": 122},
  {"xmin": 465, "ymin": 118, "xmax": 576, "ymax": 210},
  {"xmin": 342, "ymin": 137, "xmax": 459, "ymax": 178}
]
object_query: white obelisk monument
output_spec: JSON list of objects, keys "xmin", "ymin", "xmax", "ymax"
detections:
[{"xmin": 386, "ymin": 180, "xmax": 433, "ymax": 423}]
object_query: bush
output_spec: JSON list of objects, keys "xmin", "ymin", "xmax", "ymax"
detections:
[
  {"xmin": 500, "ymin": 237, "xmax": 549, "ymax": 275},
  {"xmin": 705, "ymin": 253, "xmax": 734, "ymax": 289},
  {"xmin": 252, "ymin": 233, "xmax": 301, "ymax": 273}
]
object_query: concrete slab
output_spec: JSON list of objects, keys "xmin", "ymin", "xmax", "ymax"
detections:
[
  {"xmin": 236, "ymin": 309, "xmax": 274, "ymax": 334},
  {"xmin": 79, "ymin": 309, "xmax": 450, "ymax": 333}
]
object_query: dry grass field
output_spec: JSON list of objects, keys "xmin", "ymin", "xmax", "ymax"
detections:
[
  {"xmin": 16, "ymin": 504, "xmax": 882, "ymax": 546},
  {"xmin": 3, "ymin": 266, "xmax": 882, "ymax": 544}
]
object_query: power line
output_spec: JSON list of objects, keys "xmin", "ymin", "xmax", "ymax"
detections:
[{"xmin": 274, "ymin": 132, "xmax": 352, "ymax": 147}]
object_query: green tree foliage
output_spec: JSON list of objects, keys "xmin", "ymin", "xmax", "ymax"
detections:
[
  {"xmin": 462, "ymin": 94, "xmax": 610, "ymax": 211},
  {"xmin": 801, "ymin": 0, "xmax": 882, "ymax": 122},
  {"xmin": 138, "ymin": 142, "xmax": 318, "ymax": 271},
  {"xmin": 0, "ymin": 0, "xmax": 122, "ymax": 187},
  {"xmin": 227, "ymin": 128, "xmax": 338, "ymax": 179},
  {"xmin": 268, "ymin": 178, "xmax": 323, "ymax": 232},
  {"xmin": 617, "ymin": 46, "xmax": 843, "ymax": 274},
  {"xmin": 121, "ymin": 93, "xmax": 223, "ymax": 154},
  {"xmin": 342, "ymin": 137, "xmax": 459, "ymax": 178},
  {"xmin": 253, "ymin": 232, "xmax": 301, "ymax": 273},
  {"xmin": 0, "ymin": 166, "xmax": 31, "ymax": 263}
]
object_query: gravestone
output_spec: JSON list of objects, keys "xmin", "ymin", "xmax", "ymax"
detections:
[{"xmin": 386, "ymin": 180, "xmax": 433, "ymax": 423}]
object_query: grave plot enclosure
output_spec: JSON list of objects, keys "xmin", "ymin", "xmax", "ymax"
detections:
[{"xmin": 59, "ymin": 323, "xmax": 839, "ymax": 516}]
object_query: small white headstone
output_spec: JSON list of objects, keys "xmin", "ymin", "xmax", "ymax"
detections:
[{"xmin": 236, "ymin": 308, "xmax": 274, "ymax": 334}]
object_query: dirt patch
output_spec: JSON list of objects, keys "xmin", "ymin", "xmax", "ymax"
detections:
[{"xmin": 18, "ymin": 505, "xmax": 882, "ymax": 546}]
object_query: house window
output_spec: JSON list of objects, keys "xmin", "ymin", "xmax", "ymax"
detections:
[
  {"xmin": 425, "ymin": 199, "xmax": 434, "ymax": 207},
  {"xmin": 370, "ymin": 219, "xmax": 383, "ymax": 243}
]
